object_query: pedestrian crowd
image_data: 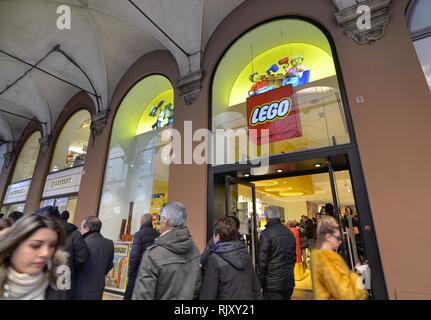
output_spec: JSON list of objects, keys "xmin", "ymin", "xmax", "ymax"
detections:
[{"xmin": 0, "ymin": 202, "xmax": 367, "ymax": 300}]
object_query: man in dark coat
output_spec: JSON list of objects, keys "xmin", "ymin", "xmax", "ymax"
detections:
[
  {"xmin": 59, "ymin": 210, "xmax": 89, "ymax": 299},
  {"xmin": 199, "ymin": 218, "xmax": 261, "ymax": 300},
  {"xmin": 303, "ymin": 215, "xmax": 315, "ymax": 250},
  {"xmin": 132, "ymin": 202, "xmax": 201, "ymax": 300},
  {"xmin": 258, "ymin": 206, "xmax": 296, "ymax": 300},
  {"xmin": 37, "ymin": 206, "xmax": 90, "ymax": 299},
  {"xmin": 124, "ymin": 213, "xmax": 159, "ymax": 300},
  {"xmin": 75, "ymin": 216, "xmax": 114, "ymax": 300}
]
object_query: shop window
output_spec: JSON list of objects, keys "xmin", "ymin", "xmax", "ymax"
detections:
[
  {"xmin": 98, "ymin": 75, "xmax": 173, "ymax": 242},
  {"xmin": 50, "ymin": 110, "xmax": 91, "ymax": 172},
  {"xmin": 211, "ymin": 19, "xmax": 350, "ymax": 165},
  {"xmin": 11, "ymin": 131, "xmax": 41, "ymax": 182},
  {"xmin": 407, "ymin": 0, "xmax": 431, "ymax": 89}
]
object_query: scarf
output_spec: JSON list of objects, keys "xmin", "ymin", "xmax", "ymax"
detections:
[{"xmin": 2, "ymin": 267, "xmax": 49, "ymax": 300}]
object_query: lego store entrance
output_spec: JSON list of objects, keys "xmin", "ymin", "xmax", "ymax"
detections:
[{"xmin": 210, "ymin": 154, "xmax": 372, "ymax": 300}]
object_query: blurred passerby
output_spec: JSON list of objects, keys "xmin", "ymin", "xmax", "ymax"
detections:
[
  {"xmin": 200, "ymin": 217, "xmax": 261, "ymax": 300},
  {"xmin": 303, "ymin": 216, "xmax": 315, "ymax": 251},
  {"xmin": 60, "ymin": 210, "xmax": 70, "ymax": 222},
  {"xmin": 0, "ymin": 213, "xmax": 67, "ymax": 300},
  {"xmin": 311, "ymin": 216, "xmax": 367, "ymax": 300},
  {"xmin": 132, "ymin": 202, "xmax": 201, "ymax": 300},
  {"xmin": 287, "ymin": 221, "xmax": 301, "ymax": 266},
  {"xmin": 324, "ymin": 203, "xmax": 335, "ymax": 218},
  {"xmin": 75, "ymin": 216, "xmax": 114, "ymax": 300},
  {"xmin": 7, "ymin": 211, "xmax": 23, "ymax": 223},
  {"xmin": 38, "ymin": 206, "xmax": 90, "ymax": 299},
  {"xmin": 258, "ymin": 206, "xmax": 296, "ymax": 300},
  {"xmin": 0, "ymin": 218, "xmax": 13, "ymax": 238},
  {"xmin": 124, "ymin": 213, "xmax": 159, "ymax": 300},
  {"xmin": 298, "ymin": 221, "xmax": 309, "ymax": 270}
]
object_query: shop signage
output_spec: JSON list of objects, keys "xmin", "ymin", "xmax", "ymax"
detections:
[
  {"xmin": 3, "ymin": 179, "xmax": 31, "ymax": 204},
  {"xmin": 247, "ymin": 85, "xmax": 302, "ymax": 144},
  {"xmin": 42, "ymin": 166, "xmax": 83, "ymax": 198}
]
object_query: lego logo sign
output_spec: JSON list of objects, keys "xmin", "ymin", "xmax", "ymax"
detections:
[
  {"xmin": 247, "ymin": 85, "xmax": 302, "ymax": 144},
  {"xmin": 249, "ymin": 98, "xmax": 292, "ymax": 125}
]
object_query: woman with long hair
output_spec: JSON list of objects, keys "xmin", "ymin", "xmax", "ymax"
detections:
[
  {"xmin": 0, "ymin": 213, "xmax": 68, "ymax": 300},
  {"xmin": 311, "ymin": 216, "xmax": 367, "ymax": 300}
]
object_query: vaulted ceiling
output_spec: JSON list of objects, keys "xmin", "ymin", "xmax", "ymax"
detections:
[{"xmin": 0, "ymin": 0, "xmax": 246, "ymax": 144}]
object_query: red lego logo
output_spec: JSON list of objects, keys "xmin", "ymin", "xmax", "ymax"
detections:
[{"xmin": 247, "ymin": 85, "xmax": 302, "ymax": 145}]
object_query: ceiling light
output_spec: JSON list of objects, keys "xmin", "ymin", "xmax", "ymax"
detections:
[
  {"xmin": 314, "ymin": 163, "xmax": 322, "ymax": 168},
  {"xmin": 279, "ymin": 192, "xmax": 304, "ymax": 197},
  {"xmin": 253, "ymin": 180, "xmax": 278, "ymax": 187},
  {"xmin": 244, "ymin": 173, "xmax": 250, "ymax": 177},
  {"xmin": 276, "ymin": 169, "xmax": 283, "ymax": 173},
  {"xmin": 265, "ymin": 186, "xmax": 293, "ymax": 192}
]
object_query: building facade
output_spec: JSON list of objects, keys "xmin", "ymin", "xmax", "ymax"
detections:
[{"xmin": 1, "ymin": 0, "xmax": 431, "ymax": 299}]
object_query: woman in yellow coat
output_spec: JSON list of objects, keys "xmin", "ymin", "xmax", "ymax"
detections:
[{"xmin": 311, "ymin": 216, "xmax": 368, "ymax": 300}]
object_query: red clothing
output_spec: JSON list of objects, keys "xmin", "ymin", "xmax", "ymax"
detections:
[{"xmin": 289, "ymin": 227, "xmax": 301, "ymax": 263}]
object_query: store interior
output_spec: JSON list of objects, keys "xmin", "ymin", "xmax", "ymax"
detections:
[{"xmin": 216, "ymin": 156, "xmax": 362, "ymax": 300}]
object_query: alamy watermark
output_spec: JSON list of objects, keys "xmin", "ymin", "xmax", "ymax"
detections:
[
  {"xmin": 56, "ymin": 5, "xmax": 71, "ymax": 30},
  {"xmin": 56, "ymin": 265, "xmax": 71, "ymax": 290},
  {"xmin": 357, "ymin": 5, "xmax": 372, "ymax": 31},
  {"xmin": 158, "ymin": 122, "xmax": 270, "ymax": 170}
]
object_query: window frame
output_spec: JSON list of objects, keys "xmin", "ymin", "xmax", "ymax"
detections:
[{"xmin": 406, "ymin": 0, "xmax": 431, "ymax": 41}]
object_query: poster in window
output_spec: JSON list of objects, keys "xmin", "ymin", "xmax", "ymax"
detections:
[{"xmin": 105, "ymin": 242, "xmax": 131, "ymax": 292}]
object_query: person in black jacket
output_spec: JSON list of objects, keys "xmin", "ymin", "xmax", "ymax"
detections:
[
  {"xmin": 60, "ymin": 210, "xmax": 90, "ymax": 299},
  {"xmin": 258, "ymin": 206, "xmax": 296, "ymax": 300},
  {"xmin": 200, "ymin": 217, "xmax": 261, "ymax": 300},
  {"xmin": 7, "ymin": 211, "xmax": 23, "ymax": 223},
  {"xmin": 124, "ymin": 213, "xmax": 160, "ymax": 300},
  {"xmin": 75, "ymin": 216, "xmax": 114, "ymax": 300},
  {"xmin": 303, "ymin": 215, "xmax": 315, "ymax": 250},
  {"xmin": 201, "ymin": 215, "xmax": 241, "ymax": 271},
  {"xmin": 324, "ymin": 203, "xmax": 335, "ymax": 218},
  {"xmin": 37, "ymin": 207, "xmax": 90, "ymax": 299}
]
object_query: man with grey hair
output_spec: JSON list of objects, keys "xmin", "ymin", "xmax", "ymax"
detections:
[
  {"xmin": 258, "ymin": 206, "xmax": 296, "ymax": 300},
  {"xmin": 132, "ymin": 202, "xmax": 201, "ymax": 300}
]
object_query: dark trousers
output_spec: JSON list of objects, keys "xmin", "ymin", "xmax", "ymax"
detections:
[{"xmin": 263, "ymin": 288, "xmax": 294, "ymax": 300}]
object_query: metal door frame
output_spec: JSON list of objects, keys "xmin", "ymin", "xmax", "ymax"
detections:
[{"xmin": 225, "ymin": 176, "xmax": 258, "ymax": 267}]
